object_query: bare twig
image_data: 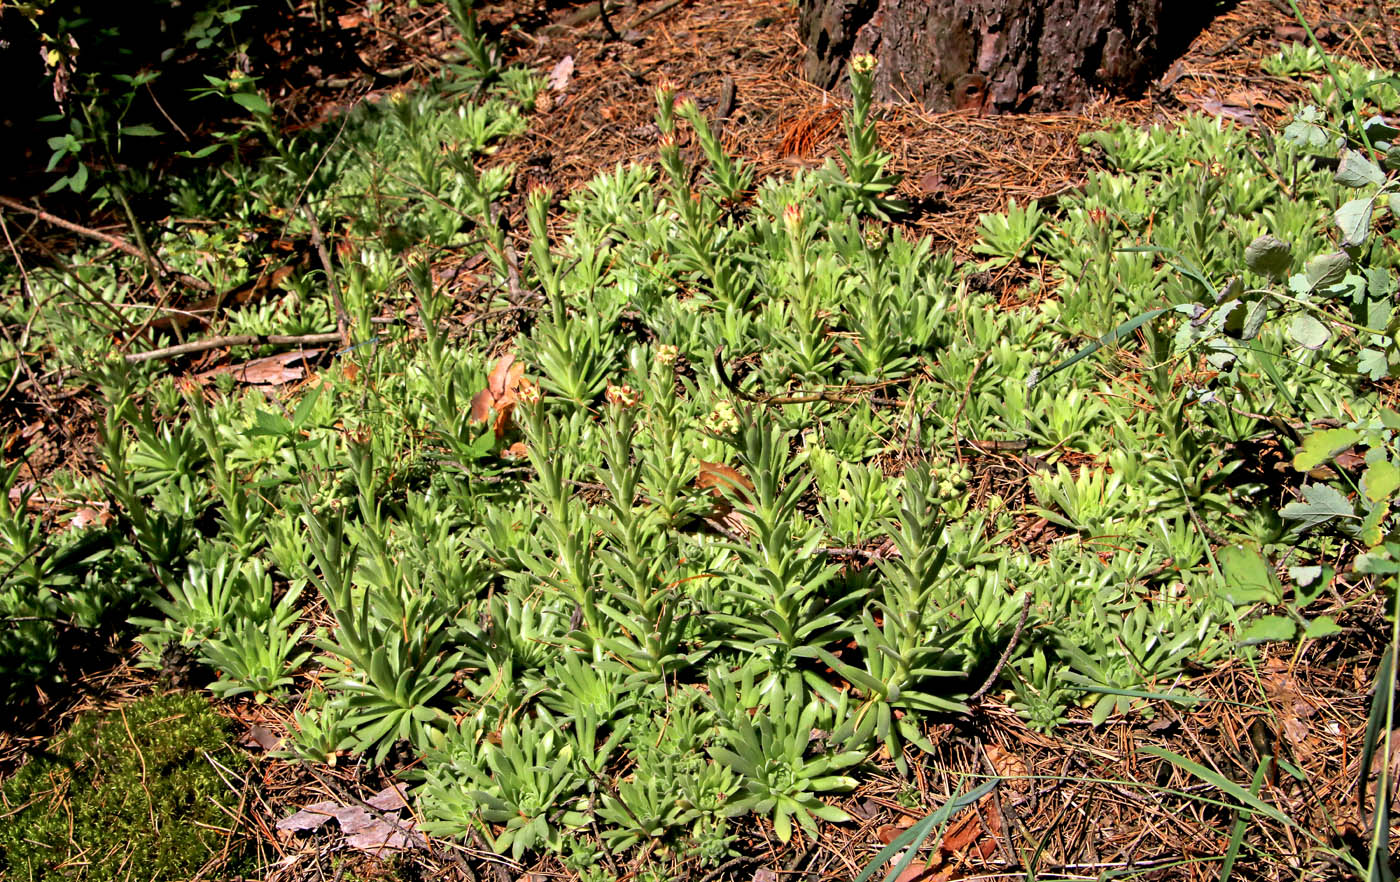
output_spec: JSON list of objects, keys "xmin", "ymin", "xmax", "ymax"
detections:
[
  {"xmin": 0, "ymin": 194, "xmax": 213, "ymax": 293},
  {"xmin": 968, "ymin": 591, "xmax": 1032, "ymax": 703},
  {"xmin": 301, "ymin": 205, "xmax": 352, "ymax": 347},
  {"xmin": 125, "ymin": 332, "xmax": 343, "ymax": 363},
  {"xmin": 712, "ymin": 346, "xmax": 903, "ymax": 407},
  {"xmin": 597, "ymin": 0, "xmax": 623, "ymax": 41},
  {"xmin": 631, "ymin": 0, "xmax": 688, "ymax": 28}
]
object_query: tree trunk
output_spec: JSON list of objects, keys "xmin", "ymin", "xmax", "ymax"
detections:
[{"xmin": 799, "ymin": 0, "xmax": 1217, "ymax": 113}]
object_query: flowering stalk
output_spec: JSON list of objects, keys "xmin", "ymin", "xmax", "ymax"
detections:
[{"xmin": 824, "ymin": 54, "xmax": 904, "ymax": 220}]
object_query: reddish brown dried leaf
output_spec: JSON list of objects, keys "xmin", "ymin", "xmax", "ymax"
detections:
[
  {"xmin": 197, "ymin": 349, "xmax": 322, "ymax": 386},
  {"xmin": 696, "ymin": 460, "xmax": 753, "ymax": 499}
]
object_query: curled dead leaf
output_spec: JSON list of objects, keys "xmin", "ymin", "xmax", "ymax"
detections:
[
  {"xmin": 197, "ymin": 349, "xmax": 322, "ymax": 386},
  {"xmin": 696, "ymin": 460, "xmax": 753, "ymax": 505},
  {"xmin": 470, "ymin": 352, "xmax": 526, "ymax": 439}
]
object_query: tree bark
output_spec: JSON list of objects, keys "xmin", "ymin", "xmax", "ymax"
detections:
[{"xmin": 799, "ymin": 0, "xmax": 1217, "ymax": 113}]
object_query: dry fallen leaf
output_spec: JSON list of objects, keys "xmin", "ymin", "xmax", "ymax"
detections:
[
  {"xmin": 69, "ymin": 505, "xmax": 112, "ymax": 530},
  {"xmin": 470, "ymin": 352, "xmax": 526, "ymax": 439},
  {"xmin": 239, "ymin": 724, "xmax": 282, "ymax": 751},
  {"xmin": 753, "ymin": 869, "xmax": 778, "ymax": 882},
  {"xmin": 198, "ymin": 349, "xmax": 323, "ymax": 386},
  {"xmin": 876, "ymin": 819, "xmax": 913, "ymax": 845},
  {"xmin": 548, "ymin": 55, "xmax": 574, "ymax": 93},
  {"xmin": 276, "ymin": 785, "xmax": 425, "ymax": 853},
  {"xmin": 696, "ymin": 460, "xmax": 754, "ymax": 504}
]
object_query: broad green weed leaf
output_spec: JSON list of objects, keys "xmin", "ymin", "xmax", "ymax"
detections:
[
  {"xmin": 1280, "ymin": 483, "xmax": 1354, "ymax": 529},
  {"xmin": 1305, "ymin": 251, "xmax": 1352, "ymax": 288},
  {"xmin": 1218, "ymin": 543, "xmax": 1281, "ymax": 605},
  {"xmin": 232, "ymin": 92, "xmax": 272, "ymax": 115},
  {"xmin": 121, "ymin": 124, "xmax": 162, "ymax": 137},
  {"xmin": 1302, "ymin": 616, "xmax": 1342, "ymax": 639},
  {"xmin": 1359, "ymin": 348, "xmax": 1390, "ymax": 380},
  {"xmin": 1336, "ymin": 197, "xmax": 1375, "ymax": 246},
  {"xmin": 1292, "ymin": 428, "xmax": 1361, "ymax": 471},
  {"xmin": 1361, "ymin": 502, "xmax": 1391, "ymax": 547},
  {"xmin": 1240, "ymin": 615, "xmax": 1297, "ymax": 644},
  {"xmin": 1288, "ymin": 313, "xmax": 1330, "ymax": 350},
  {"xmin": 1242, "ymin": 298, "xmax": 1269, "ymax": 340},
  {"xmin": 1289, "ymin": 565, "xmax": 1323, "ymax": 586},
  {"xmin": 1336, "ymin": 149, "xmax": 1387, "ymax": 187},
  {"xmin": 1244, "ymin": 235, "xmax": 1293, "ymax": 280},
  {"xmin": 1283, "ymin": 106, "xmax": 1328, "ymax": 148},
  {"xmin": 1363, "ymin": 459, "xmax": 1400, "ymax": 502}
]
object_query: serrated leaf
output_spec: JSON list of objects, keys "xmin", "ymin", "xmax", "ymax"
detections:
[
  {"xmin": 1335, "ymin": 197, "xmax": 1375, "ymax": 246},
  {"xmin": 1240, "ymin": 615, "xmax": 1297, "ymax": 645},
  {"xmin": 1283, "ymin": 117, "xmax": 1328, "ymax": 148},
  {"xmin": 1363, "ymin": 459, "xmax": 1400, "ymax": 502},
  {"xmin": 1359, "ymin": 348, "xmax": 1390, "ymax": 380},
  {"xmin": 1244, "ymin": 235, "xmax": 1293, "ymax": 280},
  {"xmin": 1288, "ymin": 313, "xmax": 1330, "ymax": 350},
  {"xmin": 1302, "ymin": 616, "xmax": 1342, "ymax": 639},
  {"xmin": 1336, "ymin": 149, "xmax": 1387, "ymax": 187},
  {"xmin": 1292, "ymin": 428, "xmax": 1361, "ymax": 471},
  {"xmin": 1217, "ymin": 543, "xmax": 1282, "ymax": 605},
  {"xmin": 1305, "ymin": 251, "xmax": 1352, "ymax": 288},
  {"xmin": 1289, "ymin": 564, "xmax": 1323, "ymax": 586},
  {"xmin": 1280, "ymin": 483, "xmax": 1354, "ymax": 529}
]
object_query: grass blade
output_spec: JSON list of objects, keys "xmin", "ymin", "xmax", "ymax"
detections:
[
  {"xmin": 1038, "ymin": 307, "xmax": 1172, "ymax": 383},
  {"xmin": 1141, "ymin": 744, "xmax": 1291, "ymax": 826},
  {"xmin": 1219, "ymin": 759, "xmax": 1268, "ymax": 881},
  {"xmin": 852, "ymin": 779, "xmax": 998, "ymax": 882},
  {"xmin": 1360, "ymin": 644, "xmax": 1394, "ymax": 817}
]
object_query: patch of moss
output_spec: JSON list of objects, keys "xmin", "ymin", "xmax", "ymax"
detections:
[{"xmin": 0, "ymin": 691, "xmax": 251, "ymax": 882}]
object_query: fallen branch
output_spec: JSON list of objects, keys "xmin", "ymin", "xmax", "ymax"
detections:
[
  {"xmin": 125, "ymin": 332, "xmax": 343, "ymax": 363},
  {"xmin": 0, "ymin": 194, "xmax": 213, "ymax": 293},
  {"xmin": 712, "ymin": 346, "xmax": 903, "ymax": 407},
  {"xmin": 301, "ymin": 205, "xmax": 352, "ymax": 347},
  {"xmin": 968, "ymin": 591, "xmax": 1033, "ymax": 704}
]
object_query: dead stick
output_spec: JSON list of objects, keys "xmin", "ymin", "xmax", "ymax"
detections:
[
  {"xmin": 597, "ymin": 0, "xmax": 623, "ymax": 41},
  {"xmin": 301, "ymin": 205, "xmax": 352, "ymax": 347},
  {"xmin": 712, "ymin": 346, "xmax": 903, "ymax": 406},
  {"xmin": 0, "ymin": 194, "xmax": 212, "ymax": 293},
  {"xmin": 125, "ymin": 332, "xmax": 343, "ymax": 363},
  {"xmin": 632, "ymin": 0, "xmax": 687, "ymax": 28},
  {"xmin": 968, "ymin": 591, "xmax": 1032, "ymax": 703}
]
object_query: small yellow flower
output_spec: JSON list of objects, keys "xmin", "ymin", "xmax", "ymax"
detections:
[
  {"xmin": 851, "ymin": 54, "xmax": 877, "ymax": 75},
  {"xmin": 707, "ymin": 400, "xmax": 739, "ymax": 434},
  {"xmin": 518, "ymin": 379, "xmax": 541, "ymax": 405},
  {"xmin": 655, "ymin": 344, "xmax": 679, "ymax": 366}
]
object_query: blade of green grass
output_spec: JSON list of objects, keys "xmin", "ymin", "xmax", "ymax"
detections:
[{"xmin": 852, "ymin": 778, "xmax": 998, "ymax": 882}]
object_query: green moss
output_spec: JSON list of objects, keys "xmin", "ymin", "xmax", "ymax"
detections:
[{"xmin": 0, "ymin": 691, "xmax": 251, "ymax": 882}]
